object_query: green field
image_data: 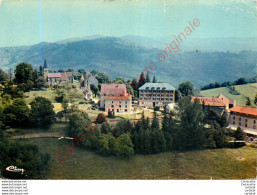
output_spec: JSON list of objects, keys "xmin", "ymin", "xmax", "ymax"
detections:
[
  {"xmin": 200, "ymin": 83, "xmax": 257, "ymax": 106},
  {"xmin": 16, "ymin": 138, "xmax": 257, "ymax": 179}
]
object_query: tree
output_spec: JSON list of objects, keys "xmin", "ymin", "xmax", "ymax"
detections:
[
  {"xmin": 162, "ymin": 114, "xmax": 168, "ymax": 131},
  {"xmin": 99, "ymin": 133, "xmax": 116, "ymax": 155},
  {"xmin": 113, "ymin": 119, "xmax": 132, "ymax": 137},
  {"xmin": 95, "ymin": 113, "xmax": 107, "ymax": 124},
  {"xmin": 67, "ymin": 68, "xmax": 74, "ymax": 73},
  {"xmin": 35, "ymin": 76, "xmax": 46, "ymax": 90},
  {"xmin": 143, "ymin": 129, "xmax": 152, "ymax": 154},
  {"xmin": 126, "ymin": 84, "xmax": 134, "ymax": 98},
  {"xmin": 29, "ymin": 97, "xmax": 55, "ymax": 128},
  {"xmin": 152, "ymin": 75, "xmax": 157, "ymax": 83},
  {"xmin": 113, "ymin": 77, "xmax": 125, "ymax": 84},
  {"xmin": 56, "ymin": 111, "xmax": 64, "ymax": 122},
  {"xmin": 178, "ymin": 81, "xmax": 194, "ymax": 97},
  {"xmin": 245, "ymin": 97, "xmax": 251, "ymax": 106},
  {"xmin": 78, "ymin": 69, "xmax": 86, "ymax": 75},
  {"xmin": 174, "ymin": 89, "xmax": 181, "ymax": 102},
  {"xmin": 90, "ymin": 84, "xmax": 99, "ymax": 97},
  {"xmin": 0, "ymin": 141, "xmax": 50, "ymax": 179},
  {"xmin": 138, "ymin": 72, "xmax": 146, "ymax": 88},
  {"xmin": 176, "ymin": 97, "xmax": 205, "ymax": 150},
  {"xmin": 152, "ymin": 128, "xmax": 166, "ymax": 153},
  {"xmin": 32, "ymin": 69, "xmax": 38, "ymax": 87},
  {"xmin": 101, "ymin": 123, "xmax": 111, "ymax": 134},
  {"xmin": 130, "ymin": 78, "xmax": 138, "ymax": 90},
  {"xmin": 0, "ymin": 69, "xmax": 8, "ymax": 84},
  {"xmin": 235, "ymin": 77, "xmax": 246, "ymax": 85},
  {"xmin": 151, "ymin": 112, "xmax": 159, "ymax": 130},
  {"xmin": 61, "ymin": 97, "xmax": 69, "ymax": 121},
  {"xmin": 55, "ymin": 90, "xmax": 66, "ymax": 103},
  {"xmin": 3, "ymin": 98, "xmax": 29, "ymax": 127},
  {"xmin": 114, "ymin": 134, "xmax": 134, "ymax": 158},
  {"xmin": 219, "ymin": 112, "xmax": 228, "ymax": 128},
  {"xmin": 14, "ymin": 62, "xmax": 34, "ymax": 85},
  {"xmin": 254, "ymin": 93, "xmax": 257, "ymax": 106},
  {"xmin": 145, "ymin": 72, "xmax": 150, "ymax": 83},
  {"xmin": 234, "ymin": 126, "xmax": 245, "ymax": 141}
]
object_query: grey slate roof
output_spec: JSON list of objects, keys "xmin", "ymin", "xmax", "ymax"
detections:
[{"xmin": 139, "ymin": 83, "xmax": 175, "ymax": 90}]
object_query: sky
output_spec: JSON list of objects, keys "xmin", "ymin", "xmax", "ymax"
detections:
[{"xmin": 0, "ymin": 0, "xmax": 256, "ymax": 47}]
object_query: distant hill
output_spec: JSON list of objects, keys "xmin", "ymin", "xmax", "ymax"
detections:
[
  {"xmin": 0, "ymin": 36, "xmax": 256, "ymax": 87},
  {"xmin": 200, "ymin": 83, "xmax": 257, "ymax": 106}
]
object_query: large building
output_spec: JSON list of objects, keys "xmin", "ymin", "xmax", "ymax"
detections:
[
  {"xmin": 45, "ymin": 72, "xmax": 73, "ymax": 83},
  {"xmin": 138, "ymin": 83, "xmax": 175, "ymax": 109},
  {"xmin": 42, "ymin": 61, "xmax": 73, "ymax": 84},
  {"xmin": 229, "ymin": 106, "xmax": 257, "ymax": 135},
  {"xmin": 191, "ymin": 94, "xmax": 235, "ymax": 115},
  {"xmin": 100, "ymin": 84, "xmax": 132, "ymax": 113}
]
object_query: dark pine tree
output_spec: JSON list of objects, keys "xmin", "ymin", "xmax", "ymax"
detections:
[
  {"xmin": 152, "ymin": 75, "xmax": 157, "ymax": 83},
  {"xmin": 138, "ymin": 72, "xmax": 146, "ymax": 88}
]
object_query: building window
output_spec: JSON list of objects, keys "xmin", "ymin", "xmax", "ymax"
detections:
[
  {"xmin": 119, "ymin": 105, "xmax": 121, "ymax": 108},
  {"xmin": 239, "ymin": 117, "xmax": 241, "ymax": 121},
  {"xmin": 254, "ymin": 125, "xmax": 256, "ymax": 129},
  {"xmin": 254, "ymin": 120, "xmax": 256, "ymax": 124},
  {"xmin": 245, "ymin": 124, "xmax": 247, "ymax": 128},
  {"xmin": 117, "ymin": 109, "xmax": 119, "ymax": 112},
  {"xmin": 112, "ymin": 101, "xmax": 113, "ymax": 103},
  {"xmin": 245, "ymin": 119, "xmax": 248, "ymax": 122},
  {"xmin": 125, "ymin": 105, "xmax": 127, "ymax": 108},
  {"xmin": 125, "ymin": 101, "xmax": 127, "ymax": 104},
  {"xmin": 233, "ymin": 121, "xmax": 235, "ymax": 125},
  {"xmin": 125, "ymin": 109, "xmax": 127, "ymax": 112},
  {"xmin": 239, "ymin": 122, "xmax": 241, "ymax": 126},
  {"xmin": 233, "ymin": 116, "xmax": 235, "ymax": 120}
]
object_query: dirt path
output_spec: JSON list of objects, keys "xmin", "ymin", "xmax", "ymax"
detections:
[{"xmin": 9, "ymin": 132, "xmax": 66, "ymax": 140}]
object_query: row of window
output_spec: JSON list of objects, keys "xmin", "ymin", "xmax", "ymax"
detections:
[
  {"xmin": 140, "ymin": 94, "xmax": 173, "ymax": 97},
  {"xmin": 109, "ymin": 109, "xmax": 128, "ymax": 112},
  {"xmin": 140, "ymin": 98, "xmax": 173, "ymax": 101},
  {"xmin": 232, "ymin": 116, "xmax": 256, "ymax": 124},
  {"xmin": 232, "ymin": 121, "xmax": 256, "ymax": 129},
  {"xmin": 140, "ymin": 90, "xmax": 173, "ymax": 94}
]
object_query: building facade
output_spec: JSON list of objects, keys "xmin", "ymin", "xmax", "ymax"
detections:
[
  {"xmin": 100, "ymin": 84, "xmax": 132, "ymax": 113},
  {"xmin": 138, "ymin": 83, "xmax": 175, "ymax": 109},
  {"xmin": 84, "ymin": 76, "xmax": 98, "ymax": 88},
  {"xmin": 45, "ymin": 72, "xmax": 73, "ymax": 84},
  {"xmin": 229, "ymin": 106, "xmax": 257, "ymax": 135},
  {"xmin": 191, "ymin": 94, "xmax": 235, "ymax": 115}
]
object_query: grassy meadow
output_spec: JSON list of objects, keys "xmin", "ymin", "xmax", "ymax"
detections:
[
  {"xmin": 15, "ymin": 138, "xmax": 257, "ymax": 180},
  {"xmin": 200, "ymin": 83, "xmax": 257, "ymax": 106}
]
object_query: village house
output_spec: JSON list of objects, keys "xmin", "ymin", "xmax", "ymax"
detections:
[
  {"xmin": 228, "ymin": 106, "xmax": 257, "ymax": 135},
  {"xmin": 84, "ymin": 75, "xmax": 98, "ymax": 88},
  {"xmin": 138, "ymin": 83, "xmax": 175, "ymax": 109},
  {"xmin": 100, "ymin": 84, "xmax": 132, "ymax": 113},
  {"xmin": 191, "ymin": 94, "xmax": 235, "ymax": 115}
]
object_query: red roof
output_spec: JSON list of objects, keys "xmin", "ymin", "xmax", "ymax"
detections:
[
  {"xmin": 101, "ymin": 84, "xmax": 128, "ymax": 96},
  {"xmin": 230, "ymin": 106, "xmax": 257, "ymax": 116},
  {"xmin": 47, "ymin": 72, "xmax": 73, "ymax": 81},
  {"xmin": 47, "ymin": 73, "xmax": 61, "ymax": 78},
  {"xmin": 104, "ymin": 95, "xmax": 131, "ymax": 100},
  {"xmin": 191, "ymin": 96, "xmax": 225, "ymax": 107},
  {"xmin": 217, "ymin": 94, "xmax": 230, "ymax": 106}
]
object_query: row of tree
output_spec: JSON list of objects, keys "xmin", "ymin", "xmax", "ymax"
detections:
[
  {"xmin": 200, "ymin": 76, "xmax": 257, "ymax": 90},
  {"xmin": 67, "ymin": 96, "xmax": 245, "ymax": 158}
]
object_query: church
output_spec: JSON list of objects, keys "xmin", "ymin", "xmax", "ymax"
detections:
[{"xmin": 41, "ymin": 60, "xmax": 73, "ymax": 84}]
